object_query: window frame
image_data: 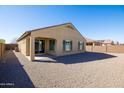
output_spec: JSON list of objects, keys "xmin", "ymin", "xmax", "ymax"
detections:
[
  {"xmin": 78, "ymin": 41, "xmax": 84, "ymax": 50},
  {"xmin": 49, "ymin": 40, "xmax": 55, "ymax": 51},
  {"xmin": 63, "ymin": 40, "xmax": 72, "ymax": 52}
]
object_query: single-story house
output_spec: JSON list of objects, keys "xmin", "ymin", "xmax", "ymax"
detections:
[
  {"xmin": 17, "ymin": 23, "xmax": 86, "ymax": 61},
  {"xmin": 86, "ymin": 38, "xmax": 115, "ymax": 46},
  {"xmin": 86, "ymin": 38, "xmax": 95, "ymax": 46},
  {"xmin": 94, "ymin": 40, "xmax": 105, "ymax": 46},
  {"xmin": 86, "ymin": 38, "xmax": 103, "ymax": 46},
  {"xmin": 102, "ymin": 39, "xmax": 114, "ymax": 46},
  {"xmin": 94, "ymin": 39, "xmax": 114, "ymax": 46}
]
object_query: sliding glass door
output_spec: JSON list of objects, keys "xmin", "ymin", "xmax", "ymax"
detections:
[{"xmin": 35, "ymin": 40, "xmax": 45, "ymax": 54}]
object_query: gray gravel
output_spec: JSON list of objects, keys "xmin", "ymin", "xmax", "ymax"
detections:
[
  {"xmin": 1, "ymin": 50, "xmax": 124, "ymax": 88},
  {"xmin": 0, "ymin": 51, "xmax": 34, "ymax": 88}
]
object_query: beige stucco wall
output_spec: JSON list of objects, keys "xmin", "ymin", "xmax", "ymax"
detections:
[
  {"xmin": 18, "ymin": 38, "xmax": 26, "ymax": 55},
  {"xmin": 31, "ymin": 24, "xmax": 86, "ymax": 56},
  {"xmin": 18, "ymin": 35, "xmax": 30, "ymax": 56}
]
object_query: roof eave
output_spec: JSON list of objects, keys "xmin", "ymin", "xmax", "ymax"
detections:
[{"xmin": 17, "ymin": 31, "xmax": 31, "ymax": 42}]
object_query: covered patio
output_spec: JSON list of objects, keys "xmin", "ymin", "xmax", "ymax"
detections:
[{"xmin": 26, "ymin": 36, "xmax": 56, "ymax": 61}]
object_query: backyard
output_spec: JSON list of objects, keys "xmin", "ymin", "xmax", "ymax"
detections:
[{"xmin": 0, "ymin": 50, "xmax": 124, "ymax": 88}]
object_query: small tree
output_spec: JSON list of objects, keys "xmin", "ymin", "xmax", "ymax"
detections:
[{"xmin": 0, "ymin": 39, "xmax": 5, "ymax": 44}]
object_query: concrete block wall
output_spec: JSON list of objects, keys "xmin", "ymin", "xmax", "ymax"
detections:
[{"xmin": 86, "ymin": 45, "xmax": 124, "ymax": 53}]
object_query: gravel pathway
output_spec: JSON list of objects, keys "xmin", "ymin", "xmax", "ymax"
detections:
[
  {"xmin": 1, "ymin": 50, "xmax": 124, "ymax": 88},
  {"xmin": 0, "ymin": 51, "xmax": 34, "ymax": 88}
]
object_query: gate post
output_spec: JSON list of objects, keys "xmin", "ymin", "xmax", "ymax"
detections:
[{"xmin": 106, "ymin": 44, "xmax": 108, "ymax": 52}]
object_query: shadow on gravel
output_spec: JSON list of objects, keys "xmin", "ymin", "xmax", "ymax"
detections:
[
  {"xmin": 0, "ymin": 50, "xmax": 34, "ymax": 88},
  {"xmin": 54, "ymin": 52, "xmax": 117, "ymax": 64},
  {"xmin": 34, "ymin": 52, "xmax": 117, "ymax": 64}
]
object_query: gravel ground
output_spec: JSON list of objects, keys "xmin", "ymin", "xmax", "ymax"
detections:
[{"xmin": 1, "ymin": 50, "xmax": 124, "ymax": 88}]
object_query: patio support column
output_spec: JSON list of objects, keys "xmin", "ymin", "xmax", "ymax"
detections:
[
  {"xmin": 93, "ymin": 42, "xmax": 95, "ymax": 46},
  {"xmin": 30, "ymin": 36, "xmax": 35, "ymax": 61},
  {"xmin": 26, "ymin": 37, "xmax": 30, "ymax": 56},
  {"xmin": 92, "ymin": 42, "xmax": 95, "ymax": 52}
]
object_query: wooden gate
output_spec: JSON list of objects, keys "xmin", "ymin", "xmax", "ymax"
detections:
[{"xmin": 0, "ymin": 43, "xmax": 5, "ymax": 60}]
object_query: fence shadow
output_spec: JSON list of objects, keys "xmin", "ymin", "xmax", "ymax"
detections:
[
  {"xmin": 0, "ymin": 50, "xmax": 34, "ymax": 88},
  {"xmin": 54, "ymin": 52, "xmax": 117, "ymax": 64}
]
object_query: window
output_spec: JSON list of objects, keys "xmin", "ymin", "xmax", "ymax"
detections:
[
  {"xmin": 49, "ymin": 40, "xmax": 55, "ymax": 51},
  {"xmin": 63, "ymin": 40, "xmax": 72, "ymax": 51},
  {"xmin": 78, "ymin": 41, "xmax": 84, "ymax": 50}
]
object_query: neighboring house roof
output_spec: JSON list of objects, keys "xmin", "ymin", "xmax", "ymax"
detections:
[
  {"xmin": 102, "ymin": 39, "xmax": 114, "ymax": 44},
  {"xmin": 94, "ymin": 39, "xmax": 114, "ymax": 44},
  {"xmin": 17, "ymin": 22, "xmax": 86, "ymax": 42},
  {"xmin": 85, "ymin": 38, "xmax": 95, "ymax": 43},
  {"xmin": 95, "ymin": 40, "xmax": 104, "ymax": 43}
]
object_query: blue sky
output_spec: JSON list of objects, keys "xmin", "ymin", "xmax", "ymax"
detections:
[{"xmin": 0, "ymin": 5, "xmax": 124, "ymax": 43}]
